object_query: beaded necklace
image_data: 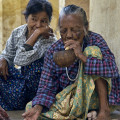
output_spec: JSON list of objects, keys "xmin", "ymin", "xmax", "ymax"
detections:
[{"xmin": 65, "ymin": 43, "xmax": 83, "ymax": 81}]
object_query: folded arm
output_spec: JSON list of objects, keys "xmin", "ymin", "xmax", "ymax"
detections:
[{"xmin": 84, "ymin": 34, "xmax": 119, "ymax": 78}]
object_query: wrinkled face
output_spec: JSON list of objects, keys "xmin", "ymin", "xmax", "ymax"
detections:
[
  {"xmin": 59, "ymin": 14, "xmax": 85, "ymax": 44},
  {"xmin": 27, "ymin": 11, "xmax": 49, "ymax": 33}
]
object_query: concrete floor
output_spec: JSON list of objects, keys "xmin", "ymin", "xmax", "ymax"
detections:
[
  {"xmin": 111, "ymin": 110, "xmax": 120, "ymax": 120},
  {"xmin": 7, "ymin": 110, "xmax": 24, "ymax": 120},
  {"xmin": 6, "ymin": 110, "xmax": 120, "ymax": 120}
]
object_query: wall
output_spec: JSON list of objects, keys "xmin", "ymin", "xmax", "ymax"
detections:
[
  {"xmin": 49, "ymin": 0, "xmax": 60, "ymax": 38},
  {"xmin": 0, "ymin": 0, "xmax": 2, "ymax": 52},
  {"xmin": 90, "ymin": 0, "xmax": 120, "ymax": 72},
  {"xmin": 65, "ymin": 0, "xmax": 89, "ymax": 19},
  {"xmin": 0, "ymin": 0, "xmax": 29, "ymax": 51}
]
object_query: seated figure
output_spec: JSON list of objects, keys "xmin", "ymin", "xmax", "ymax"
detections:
[
  {"xmin": 0, "ymin": 0, "xmax": 56, "ymax": 110},
  {"xmin": 23, "ymin": 4, "xmax": 119, "ymax": 120}
]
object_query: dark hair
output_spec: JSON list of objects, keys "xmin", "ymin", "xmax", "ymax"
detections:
[
  {"xmin": 23, "ymin": 0, "xmax": 53, "ymax": 22},
  {"xmin": 59, "ymin": 5, "xmax": 88, "ymax": 29}
]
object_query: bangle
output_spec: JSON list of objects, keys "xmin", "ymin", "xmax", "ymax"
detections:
[{"xmin": 23, "ymin": 44, "xmax": 33, "ymax": 51}]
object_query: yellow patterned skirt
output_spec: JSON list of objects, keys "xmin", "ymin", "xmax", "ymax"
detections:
[{"xmin": 26, "ymin": 46, "xmax": 111, "ymax": 120}]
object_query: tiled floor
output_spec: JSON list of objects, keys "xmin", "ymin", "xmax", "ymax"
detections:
[{"xmin": 7, "ymin": 110, "xmax": 120, "ymax": 120}]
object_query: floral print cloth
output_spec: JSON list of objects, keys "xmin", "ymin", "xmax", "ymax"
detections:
[{"xmin": 0, "ymin": 58, "xmax": 43, "ymax": 110}]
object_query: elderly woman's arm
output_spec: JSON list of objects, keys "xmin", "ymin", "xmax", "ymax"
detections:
[
  {"xmin": 84, "ymin": 34, "xmax": 119, "ymax": 78},
  {"xmin": 14, "ymin": 36, "xmax": 56, "ymax": 66}
]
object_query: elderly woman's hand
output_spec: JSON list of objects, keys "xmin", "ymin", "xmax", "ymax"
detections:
[
  {"xmin": 29, "ymin": 26, "xmax": 53, "ymax": 38},
  {"xmin": 35, "ymin": 25, "xmax": 54, "ymax": 39},
  {"xmin": 64, "ymin": 40, "xmax": 87, "ymax": 63},
  {"xmin": 22, "ymin": 105, "xmax": 43, "ymax": 120},
  {"xmin": 26, "ymin": 25, "xmax": 54, "ymax": 46},
  {"xmin": 0, "ymin": 58, "xmax": 9, "ymax": 80},
  {"xmin": 64, "ymin": 40, "xmax": 82, "ymax": 57},
  {"xmin": 0, "ymin": 106, "xmax": 10, "ymax": 120}
]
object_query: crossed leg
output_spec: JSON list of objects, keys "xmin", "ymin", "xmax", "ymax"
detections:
[
  {"xmin": 87, "ymin": 78, "xmax": 111, "ymax": 120},
  {"xmin": 95, "ymin": 78, "xmax": 111, "ymax": 120}
]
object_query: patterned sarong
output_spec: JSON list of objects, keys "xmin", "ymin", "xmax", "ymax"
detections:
[{"xmin": 26, "ymin": 46, "xmax": 111, "ymax": 120}]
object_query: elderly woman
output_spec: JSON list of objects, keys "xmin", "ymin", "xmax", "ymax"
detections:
[
  {"xmin": 0, "ymin": 0, "xmax": 56, "ymax": 110},
  {"xmin": 23, "ymin": 5, "xmax": 119, "ymax": 120}
]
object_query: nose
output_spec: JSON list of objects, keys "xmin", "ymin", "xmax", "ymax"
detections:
[
  {"xmin": 66, "ymin": 29, "xmax": 73, "ymax": 40},
  {"xmin": 36, "ymin": 21, "xmax": 41, "ymax": 28}
]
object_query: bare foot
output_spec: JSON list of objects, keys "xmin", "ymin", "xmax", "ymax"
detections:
[
  {"xmin": 87, "ymin": 111, "xmax": 97, "ymax": 120},
  {"xmin": 96, "ymin": 110, "xmax": 111, "ymax": 120}
]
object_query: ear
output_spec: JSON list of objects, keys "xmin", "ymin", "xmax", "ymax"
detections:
[
  {"xmin": 25, "ymin": 16, "xmax": 28, "ymax": 23},
  {"xmin": 25, "ymin": 18, "xmax": 28, "ymax": 23},
  {"xmin": 78, "ymin": 30, "xmax": 85, "ymax": 44},
  {"xmin": 83, "ymin": 27, "xmax": 88, "ymax": 36}
]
